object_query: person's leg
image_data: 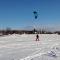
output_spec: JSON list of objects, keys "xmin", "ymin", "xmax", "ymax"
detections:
[
  {"xmin": 36, "ymin": 38, "xmax": 38, "ymax": 41},
  {"xmin": 37, "ymin": 37, "xmax": 39, "ymax": 41}
]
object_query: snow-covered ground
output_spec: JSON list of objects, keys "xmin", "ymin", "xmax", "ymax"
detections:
[{"xmin": 0, "ymin": 34, "xmax": 60, "ymax": 60}]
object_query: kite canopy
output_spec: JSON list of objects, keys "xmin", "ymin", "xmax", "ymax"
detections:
[{"xmin": 33, "ymin": 11, "xmax": 38, "ymax": 19}]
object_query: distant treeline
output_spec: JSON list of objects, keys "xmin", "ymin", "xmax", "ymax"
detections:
[
  {"xmin": 0, "ymin": 30, "xmax": 33, "ymax": 35},
  {"xmin": 0, "ymin": 28, "xmax": 60, "ymax": 36}
]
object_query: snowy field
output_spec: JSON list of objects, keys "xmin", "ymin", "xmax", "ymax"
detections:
[{"xmin": 0, "ymin": 34, "xmax": 60, "ymax": 60}]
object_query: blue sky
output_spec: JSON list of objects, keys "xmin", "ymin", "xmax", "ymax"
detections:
[{"xmin": 0, "ymin": 0, "xmax": 60, "ymax": 29}]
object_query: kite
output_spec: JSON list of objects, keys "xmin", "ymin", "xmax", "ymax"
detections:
[{"xmin": 33, "ymin": 11, "xmax": 38, "ymax": 19}]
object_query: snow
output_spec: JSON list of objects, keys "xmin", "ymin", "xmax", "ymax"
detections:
[{"xmin": 0, "ymin": 34, "xmax": 60, "ymax": 60}]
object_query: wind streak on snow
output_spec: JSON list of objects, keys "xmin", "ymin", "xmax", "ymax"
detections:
[{"xmin": 20, "ymin": 52, "xmax": 45, "ymax": 60}]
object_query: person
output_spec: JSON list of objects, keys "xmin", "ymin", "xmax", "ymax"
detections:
[{"xmin": 36, "ymin": 34, "xmax": 39, "ymax": 41}]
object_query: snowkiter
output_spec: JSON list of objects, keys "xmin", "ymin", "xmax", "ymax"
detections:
[{"xmin": 36, "ymin": 34, "xmax": 39, "ymax": 41}]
